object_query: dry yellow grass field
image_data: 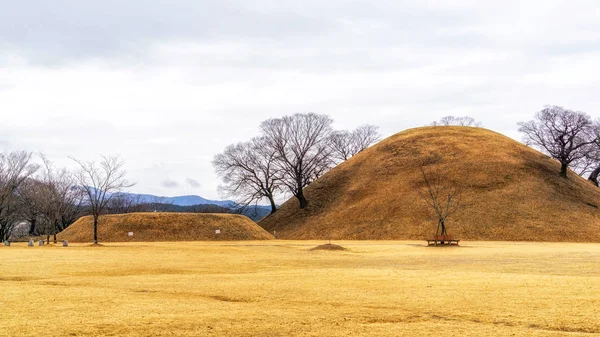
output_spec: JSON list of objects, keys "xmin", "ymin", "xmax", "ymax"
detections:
[
  {"xmin": 2, "ymin": 241, "xmax": 599, "ymax": 336},
  {"xmin": 57, "ymin": 213, "xmax": 274, "ymax": 242},
  {"xmin": 261, "ymin": 126, "xmax": 600, "ymax": 241}
]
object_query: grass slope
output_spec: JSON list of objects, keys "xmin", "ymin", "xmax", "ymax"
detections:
[
  {"xmin": 261, "ymin": 126, "xmax": 600, "ymax": 241},
  {"xmin": 58, "ymin": 212, "xmax": 274, "ymax": 242}
]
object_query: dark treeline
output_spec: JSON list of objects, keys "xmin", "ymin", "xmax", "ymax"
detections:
[
  {"xmin": 103, "ymin": 192, "xmax": 269, "ymax": 220},
  {"xmin": 104, "ymin": 197, "xmax": 230, "ymax": 215}
]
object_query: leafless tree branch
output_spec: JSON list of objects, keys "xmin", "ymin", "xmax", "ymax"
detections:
[
  {"xmin": 213, "ymin": 137, "xmax": 282, "ymax": 214},
  {"xmin": 0, "ymin": 151, "xmax": 39, "ymax": 241},
  {"xmin": 261, "ymin": 113, "xmax": 334, "ymax": 209},
  {"xmin": 71, "ymin": 155, "xmax": 134, "ymax": 244},
  {"xmin": 518, "ymin": 105, "xmax": 596, "ymax": 178},
  {"xmin": 416, "ymin": 166, "xmax": 463, "ymax": 237}
]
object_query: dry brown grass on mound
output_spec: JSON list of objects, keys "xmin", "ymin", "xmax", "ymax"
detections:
[
  {"xmin": 310, "ymin": 243, "xmax": 347, "ymax": 251},
  {"xmin": 58, "ymin": 212, "xmax": 274, "ymax": 243},
  {"xmin": 260, "ymin": 126, "xmax": 600, "ymax": 242}
]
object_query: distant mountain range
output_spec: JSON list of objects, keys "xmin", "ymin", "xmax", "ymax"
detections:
[
  {"xmin": 121, "ymin": 193, "xmax": 236, "ymax": 208},
  {"xmin": 116, "ymin": 192, "xmax": 272, "ymax": 221}
]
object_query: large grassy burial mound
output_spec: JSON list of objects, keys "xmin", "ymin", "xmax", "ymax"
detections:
[
  {"xmin": 58, "ymin": 213, "xmax": 274, "ymax": 242},
  {"xmin": 261, "ymin": 126, "xmax": 600, "ymax": 242}
]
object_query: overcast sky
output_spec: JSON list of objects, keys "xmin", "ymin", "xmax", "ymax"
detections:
[{"xmin": 1, "ymin": 0, "xmax": 599, "ymax": 199}]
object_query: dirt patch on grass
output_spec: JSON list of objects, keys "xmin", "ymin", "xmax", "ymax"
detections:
[
  {"xmin": 310, "ymin": 243, "xmax": 347, "ymax": 251},
  {"xmin": 208, "ymin": 295, "xmax": 254, "ymax": 303},
  {"xmin": 0, "ymin": 276, "xmax": 39, "ymax": 282}
]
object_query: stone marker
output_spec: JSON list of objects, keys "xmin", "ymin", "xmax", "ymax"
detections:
[
  {"xmin": 128, "ymin": 232, "xmax": 134, "ymax": 237},
  {"xmin": 215, "ymin": 229, "xmax": 221, "ymax": 234},
  {"xmin": 28, "ymin": 239, "xmax": 34, "ymax": 247},
  {"xmin": 4, "ymin": 241, "xmax": 9, "ymax": 246},
  {"xmin": 39, "ymin": 240, "xmax": 44, "ymax": 246},
  {"xmin": 62, "ymin": 240, "xmax": 68, "ymax": 247}
]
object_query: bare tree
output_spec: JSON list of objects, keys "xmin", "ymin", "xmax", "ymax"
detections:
[
  {"xmin": 0, "ymin": 151, "xmax": 39, "ymax": 241},
  {"xmin": 573, "ymin": 157, "xmax": 596, "ymax": 177},
  {"xmin": 518, "ymin": 106, "xmax": 596, "ymax": 178},
  {"xmin": 328, "ymin": 130, "xmax": 354, "ymax": 162},
  {"xmin": 15, "ymin": 178, "xmax": 45, "ymax": 235},
  {"xmin": 60, "ymin": 188, "xmax": 86, "ymax": 231},
  {"xmin": 14, "ymin": 156, "xmax": 84, "ymax": 239},
  {"xmin": 214, "ymin": 137, "xmax": 281, "ymax": 214},
  {"xmin": 36, "ymin": 156, "xmax": 84, "ymax": 243},
  {"xmin": 589, "ymin": 167, "xmax": 600, "ymax": 187},
  {"xmin": 71, "ymin": 156, "xmax": 133, "ymax": 244},
  {"xmin": 431, "ymin": 116, "xmax": 483, "ymax": 127},
  {"xmin": 416, "ymin": 166, "xmax": 463, "ymax": 238},
  {"xmin": 586, "ymin": 121, "xmax": 600, "ymax": 186},
  {"xmin": 351, "ymin": 124, "xmax": 381, "ymax": 153},
  {"xmin": 328, "ymin": 125, "xmax": 381, "ymax": 163},
  {"xmin": 261, "ymin": 113, "xmax": 333, "ymax": 209}
]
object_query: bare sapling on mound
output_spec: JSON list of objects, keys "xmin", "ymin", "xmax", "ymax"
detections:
[{"xmin": 416, "ymin": 164, "xmax": 463, "ymax": 246}]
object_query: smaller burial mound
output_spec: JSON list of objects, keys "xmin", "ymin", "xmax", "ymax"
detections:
[
  {"xmin": 310, "ymin": 243, "xmax": 347, "ymax": 251},
  {"xmin": 57, "ymin": 212, "xmax": 274, "ymax": 242}
]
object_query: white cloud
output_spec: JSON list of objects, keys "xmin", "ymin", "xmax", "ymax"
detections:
[
  {"xmin": 186, "ymin": 178, "xmax": 201, "ymax": 188},
  {"xmin": 161, "ymin": 179, "xmax": 179, "ymax": 188}
]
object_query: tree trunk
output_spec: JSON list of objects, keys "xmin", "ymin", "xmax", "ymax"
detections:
[
  {"xmin": 560, "ymin": 162, "xmax": 568, "ymax": 178},
  {"xmin": 53, "ymin": 221, "xmax": 58, "ymax": 244},
  {"xmin": 589, "ymin": 166, "xmax": 600, "ymax": 187},
  {"xmin": 440, "ymin": 220, "xmax": 446, "ymax": 236},
  {"xmin": 28, "ymin": 218, "xmax": 37, "ymax": 236},
  {"xmin": 295, "ymin": 189, "xmax": 308, "ymax": 209},
  {"xmin": 93, "ymin": 216, "xmax": 99, "ymax": 244},
  {"xmin": 268, "ymin": 196, "xmax": 277, "ymax": 214}
]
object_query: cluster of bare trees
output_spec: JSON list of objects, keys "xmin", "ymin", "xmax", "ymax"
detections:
[
  {"xmin": 0, "ymin": 152, "xmax": 133, "ymax": 243},
  {"xmin": 431, "ymin": 116, "xmax": 483, "ymax": 127},
  {"xmin": 0, "ymin": 152, "xmax": 85, "ymax": 242},
  {"xmin": 0, "ymin": 152, "xmax": 39, "ymax": 241},
  {"xmin": 214, "ymin": 113, "xmax": 381, "ymax": 213},
  {"xmin": 518, "ymin": 106, "xmax": 600, "ymax": 182},
  {"xmin": 329, "ymin": 125, "xmax": 382, "ymax": 162},
  {"xmin": 30, "ymin": 157, "xmax": 86, "ymax": 243}
]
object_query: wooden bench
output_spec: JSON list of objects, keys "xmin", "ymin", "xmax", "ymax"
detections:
[{"xmin": 427, "ymin": 235, "xmax": 460, "ymax": 246}]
